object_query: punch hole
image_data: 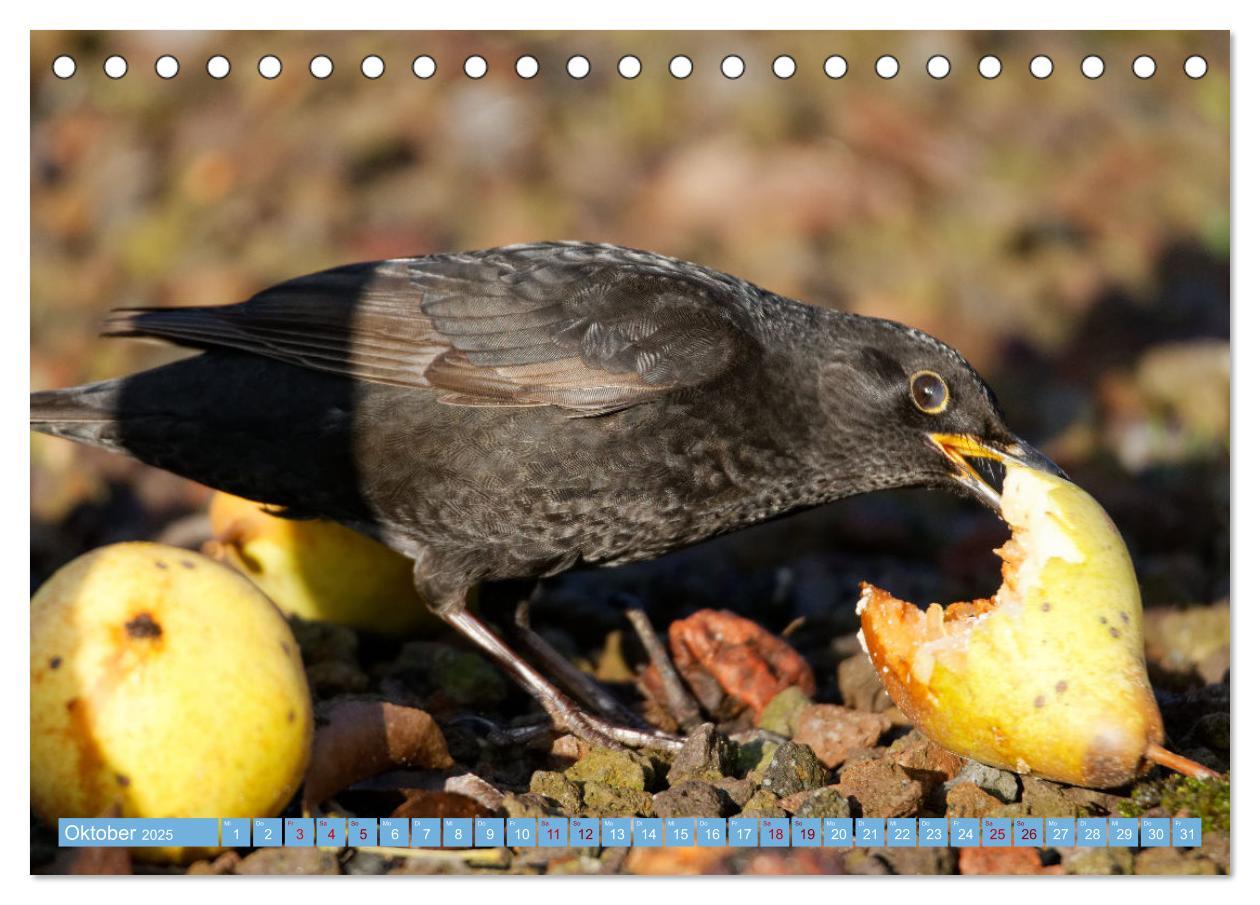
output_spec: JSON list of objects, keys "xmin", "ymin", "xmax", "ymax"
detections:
[
  {"xmin": 258, "ymin": 55, "xmax": 282, "ymax": 79},
  {"xmin": 1132, "ymin": 55, "xmax": 1156, "ymax": 79},
  {"xmin": 926, "ymin": 55, "xmax": 950, "ymax": 79},
  {"xmin": 823, "ymin": 55, "xmax": 848, "ymax": 79},
  {"xmin": 361, "ymin": 55, "xmax": 385, "ymax": 79},
  {"xmin": 567, "ymin": 55, "xmax": 591, "ymax": 79},
  {"xmin": 618, "ymin": 55, "xmax": 641, "ymax": 79},
  {"xmin": 669, "ymin": 55, "xmax": 693, "ymax": 79},
  {"xmin": 721, "ymin": 55, "xmax": 745, "ymax": 79},
  {"xmin": 51, "ymin": 55, "xmax": 76, "ymax": 79},
  {"xmin": 464, "ymin": 55, "xmax": 488, "ymax": 79},
  {"xmin": 1029, "ymin": 55, "xmax": 1053, "ymax": 79},
  {"xmin": 515, "ymin": 55, "xmax": 539, "ymax": 79},
  {"xmin": 1184, "ymin": 55, "xmax": 1208, "ymax": 79},
  {"xmin": 1081, "ymin": 55, "xmax": 1105, "ymax": 79},
  {"xmin": 772, "ymin": 55, "xmax": 796, "ymax": 79},
  {"xmin": 412, "ymin": 55, "xmax": 437, "ymax": 79},
  {"xmin": 154, "ymin": 55, "xmax": 179, "ymax": 79},
  {"xmin": 875, "ymin": 55, "xmax": 899, "ymax": 79},
  {"xmin": 978, "ymin": 55, "xmax": 1001, "ymax": 79},
  {"xmin": 103, "ymin": 55, "xmax": 128, "ymax": 79},
  {"xmin": 206, "ymin": 55, "xmax": 231, "ymax": 79},
  {"xmin": 309, "ymin": 55, "xmax": 333, "ymax": 79}
]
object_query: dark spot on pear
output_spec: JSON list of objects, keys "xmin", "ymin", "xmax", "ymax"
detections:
[
  {"xmin": 180, "ymin": 559, "xmax": 196, "ymax": 570},
  {"xmin": 1099, "ymin": 616, "xmax": 1108, "ymax": 624},
  {"xmin": 125, "ymin": 612, "xmax": 162, "ymax": 639},
  {"xmin": 1110, "ymin": 627, "xmax": 1121, "ymax": 638},
  {"xmin": 155, "ymin": 560, "xmax": 169, "ymax": 570},
  {"xmin": 115, "ymin": 773, "xmax": 131, "ymax": 787},
  {"xmin": 1041, "ymin": 602, "xmax": 1051, "ymax": 612},
  {"xmin": 287, "ymin": 709, "xmax": 295, "ymax": 723},
  {"xmin": 1034, "ymin": 695, "xmax": 1046, "ymax": 708},
  {"xmin": 1120, "ymin": 612, "xmax": 1130, "ymax": 624},
  {"xmin": 1055, "ymin": 680, "xmax": 1068, "ymax": 694},
  {"xmin": 49, "ymin": 656, "xmax": 62, "ymax": 670}
]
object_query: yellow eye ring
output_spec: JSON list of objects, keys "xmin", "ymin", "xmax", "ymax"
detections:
[{"xmin": 910, "ymin": 370, "xmax": 950, "ymax": 414}]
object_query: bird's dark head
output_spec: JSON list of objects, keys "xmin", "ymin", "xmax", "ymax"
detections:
[{"xmin": 816, "ymin": 315, "xmax": 1064, "ymax": 510}]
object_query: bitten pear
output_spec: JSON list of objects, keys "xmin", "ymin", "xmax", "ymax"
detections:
[
  {"xmin": 857, "ymin": 465, "xmax": 1211, "ymax": 788},
  {"xmin": 206, "ymin": 492, "xmax": 437, "ymax": 636},
  {"xmin": 31, "ymin": 543, "xmax": 313, "ymax": 861}
]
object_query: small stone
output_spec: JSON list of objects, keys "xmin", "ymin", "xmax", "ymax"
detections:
[
  {"xmin": 343, "ymin": 851, "xmax": 391, "ymax": 875},
  {"xmin": 735, "ymin": 737, "xmax": 781, "ymax": 780},
  {"xmin": 1020, "ymin": 776, "xmax": 1080, "ymax": 817},
  {"xmin": 653, "ymin": 781, "xmax": 726, "ymax": 818},
  {"xmin": 581, "ymin": 781, "xmax": 654, "ymax": 818},
  {"xmin": 667, "ymin": 723, "xmax": 736, "ymax": 785},
  {"xmin": 501, "ymin": 791, "xmax": 560, "ymax": 819},
  {"xmin": 843, "ymin": 849, "xmax": 893, "ymax": 875},
  {"xmin": 760, "ymin": 741, "xmax": 830, "ymax": 797},
  {"xmin": 945, "ymin": 761, "xmax": 1021, "ymax": 804},
  {"xmin": 304, "ymin": 659, "xmax": 370, "ymax": 696},
  {"xmin": 1062, "ymin": 847, "xmax": 1134, "ymax": 875},
  {"xmin": 289, "ymin": 618, "xmax": 358, "ymax": 664},
  {"xmin": 757, "ymin": 687, "xmax": 812, "ymax": 736},
  {"xmin": 948, "ymin": 761, "xmax": 1017, "ymax": 800},
  {"xmin": 739, "ymin": 788, "xmax": 788, "ymax": 818},
  {"xmin": 793, "ymin": 704, "xmax": 891, "ymax": 768},
  {"xmin": 792, "ymin": 786, "xmax": 851, "ymax": 819},
  {"xmin": 235, "ymin": 848, "xmax": 340, "ymax": 875},
  {"xmin": 837, "ymin": 757, "xmax": 926, "ymax": 818},
  {"xmin": 529, "ymin": 771, "xmax": 582, "ymax": 813},
  {"xmin": 888, "ymin": 733, "xmax": 965, "ymax": 782},
  {"xmin": 1190, "ymin": 711, "xmax": 1230, "ymax": 752},
  {"xmin": 186, "ymin": 851, "xmax": 241, "ymax": 875},
  {"xmin": 944, "ymin": 781, "xmax": 1004, "ymax": 818},
  {"xmin": 837, "ymin": 653, "xmax": 895, "ymax": 713},
  {"xmin": 869, "ymin": 846, "xmax": 957, "ymax": 875},
  {"xmin": 1135, "ymin": 848, "xmax": 1219, "ymax": 875},
  {"xmin": 549, "ymin": 734, "xmax": 589, "ymax": 762},
  {"xmin": 565, "ymin": 746, "xmax": 656, "ymax": 791},
  {"xmin": 711, "ymin": 776, "xmax": 755, "ymax": 808}
]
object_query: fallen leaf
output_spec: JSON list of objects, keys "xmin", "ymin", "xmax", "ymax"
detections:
[
  {"xmin": 303, "ymin": 699, "xmax": 454, "ymax": 811},
  {"xmin": 665, "ymin": 609, "xmax": 815, "ymax": 718}
]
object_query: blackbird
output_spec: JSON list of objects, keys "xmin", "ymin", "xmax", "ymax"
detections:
[{"xmin": 31, "ymin": 241, "xmax": 1061, "ymax": 748}]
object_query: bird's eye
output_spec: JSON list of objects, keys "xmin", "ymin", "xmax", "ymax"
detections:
[{"xmin": 910, "ymin": 370, "xmax": 949, "ymax": 414}]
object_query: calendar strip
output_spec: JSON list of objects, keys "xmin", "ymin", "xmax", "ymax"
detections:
[{"xmin": 59, "ymin": 816, "xmax": 1202, "ymax": 849}]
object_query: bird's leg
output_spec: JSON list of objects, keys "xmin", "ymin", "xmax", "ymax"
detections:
[
  {"xmin": 432, "ymin": 598, "xmax": 681, "ymax": 752},
  {"xmin": 513, "ymin": 593, "xmax": 649, "ymax": 729}
]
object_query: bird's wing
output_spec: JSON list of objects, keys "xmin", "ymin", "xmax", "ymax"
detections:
[{"xmin": 103, "ymin": 244, "xmax": 760, "ymax": 416}]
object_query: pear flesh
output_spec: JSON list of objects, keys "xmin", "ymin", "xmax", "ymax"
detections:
[{"xmin": 857, "ymin": 465, "xmax": 1205, "ymax": 788}]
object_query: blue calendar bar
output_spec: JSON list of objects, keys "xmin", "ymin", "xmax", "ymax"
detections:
[{"xmin": 53, "ymin": 816, "xmax": 1208, "ymax": 849}]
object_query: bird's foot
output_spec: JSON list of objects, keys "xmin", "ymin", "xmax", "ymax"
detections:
[
  {"xmin": 514, "ymin": 596, "xmax": 649, "ymax": 729},
  {"xmin": 548, "ymin": 702, "xmax": 684, "ymax": 752}
]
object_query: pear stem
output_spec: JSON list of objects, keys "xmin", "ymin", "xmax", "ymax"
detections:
[{"xmin": 1146, "ymin": 743, "xmax": 1221, "ymax": 780}]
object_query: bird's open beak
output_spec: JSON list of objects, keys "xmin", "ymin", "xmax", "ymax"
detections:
[{"xmin": 929, "ymin": 432, "xmax": 1066, "ymax": 511}]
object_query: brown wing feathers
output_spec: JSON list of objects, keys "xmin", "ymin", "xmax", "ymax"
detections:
[{"xmin": 101, "ymin": 247, "xmax": 751, "ymax": 415}]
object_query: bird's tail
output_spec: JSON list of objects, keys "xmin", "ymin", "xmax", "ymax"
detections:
[{"xmin": 30, "ymin": 379, "xmax": 126, "ymax": 451}]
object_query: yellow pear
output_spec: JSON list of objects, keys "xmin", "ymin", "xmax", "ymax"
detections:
[
  {"xmin": 857, "ymin": 465, "xmax": 1213, "ymax": 788},
  {"xmin": 31, "ymin": 543, "xmax": 313, "ymax": 861},
  {"xmin": 206, "ymin": 492, "xmax": 438, "ymax": 636}
]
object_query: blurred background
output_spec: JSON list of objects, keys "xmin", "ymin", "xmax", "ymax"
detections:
[{"xmin": 31, "ymin": 30, "xmax": 1228, "ymax": 691}]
